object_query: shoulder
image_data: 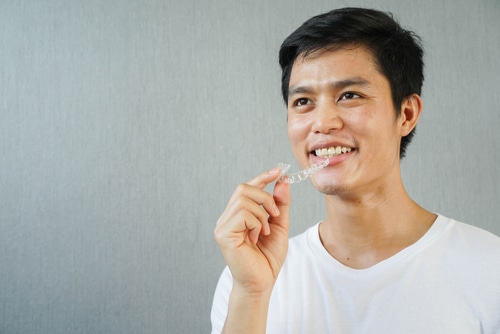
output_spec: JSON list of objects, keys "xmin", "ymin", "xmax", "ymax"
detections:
[
  {"xmin": 435, "ymin": 216, "xmax": 500, "ymax": 323},
  {"xmin": 434, "ymin": 215, "xmax": 500, "ymax": 281},
  {"xmin": 439, "ymin": 215, "xmax": 500, "ymax": 252},
  {"xmin": 286, "ymin": 223, "xmax": 321, "ymax": 260}
]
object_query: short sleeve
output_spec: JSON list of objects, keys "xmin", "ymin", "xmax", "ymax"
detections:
[{"xmin": 211, "ymin": 266, "xmax": 232, "ymax": 334}]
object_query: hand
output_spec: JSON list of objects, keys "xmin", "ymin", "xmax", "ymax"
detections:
[{"xmin": 214, "ymin": 166, "xmax": 291, "ymax": 295}]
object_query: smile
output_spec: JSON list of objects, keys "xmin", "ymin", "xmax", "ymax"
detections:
[{"xmin": 315, "ymin": 146, "xmax": 352, "ymax": 158}]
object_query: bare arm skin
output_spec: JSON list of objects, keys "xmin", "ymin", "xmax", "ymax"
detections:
[{"xmin": 214, "ymin": 167, "xmax": 291, "ymax": 334}]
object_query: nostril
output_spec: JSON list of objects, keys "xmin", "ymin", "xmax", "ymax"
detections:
[{"xmin": 312, "ymin": 114, "xmax": 344, "ymax": 134}]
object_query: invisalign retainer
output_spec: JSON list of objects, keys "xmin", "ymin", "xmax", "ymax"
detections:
[{"xmin": 277, "ymin": 158, "xmax": 330, "ymax": 184}]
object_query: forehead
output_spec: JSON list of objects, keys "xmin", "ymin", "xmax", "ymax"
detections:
[{"xmin": 289, "ymin": 45, "xmax": 381, "ymax": 84}]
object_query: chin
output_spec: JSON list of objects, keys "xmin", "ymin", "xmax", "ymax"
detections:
[{"xmin": 311, "ymin": 177, "xmax": 350, "ymax": 196}]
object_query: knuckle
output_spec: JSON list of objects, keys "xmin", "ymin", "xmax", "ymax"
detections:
[
  {"xmin": 240, "ymin": 208, "xmax": 254, "ymax": 221},
  {"xmin": 262, "ymin": 193, "xmax": 275, "ymax": 206},
  {"xmin": 214, "ymin": 219, "xmax": 225, "ymax": 236},
  {"xmin": 235, "ymin": 183, "xmax": 250, "ymax": 194},
  {"xmin": 213, "ymin": 226, "xmax": 223, "ymax": 243}
]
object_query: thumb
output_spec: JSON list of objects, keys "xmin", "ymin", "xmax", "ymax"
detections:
[{"xmin": 270, "ymin": 181, "xmax": 290, "ymax": 230}]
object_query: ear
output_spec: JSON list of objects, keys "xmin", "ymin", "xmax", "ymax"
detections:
[{"xmin": 398, "ymin": 94, "xmax": 423, "ymax": 136}]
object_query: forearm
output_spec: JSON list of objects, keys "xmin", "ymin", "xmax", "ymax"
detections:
[{"xmin": 222, "ymin": 287, "xmax": 273, "ymax": 334}]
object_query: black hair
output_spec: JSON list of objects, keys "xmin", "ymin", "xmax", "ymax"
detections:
[{"xmin": 279, "ymin": 7, "xmax": 424, "ymax": 158}]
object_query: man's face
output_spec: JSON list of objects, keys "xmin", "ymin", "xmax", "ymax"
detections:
[{"xmin": 287, "ymin": 46, "xmax": 405, "ymax": 196}]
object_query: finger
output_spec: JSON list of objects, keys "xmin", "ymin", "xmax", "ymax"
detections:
[
  {"xmin": 215, "ymin": 165, "xmax": 285, "ymax": 246},
  {"xmin": 215, "ymin": 208, "xmax": 264, "ymax": 248},
  {"xmin": 246, "ymin": 166, "xmax": 282, "ymax": 189},
  {"xmin": 238, "ymin": 209, "xmax": 275, "ymax": 244},
  {"xmin": 219, "ymin": 196, "xmax": 272, "ymax": 235},
  {"xmin": 269, "ymin": 180, "xmax": 291, "ymax": 230},
  {"xmin": 227, "ymin": 183, "xmax": 280, "ymax": 218}
]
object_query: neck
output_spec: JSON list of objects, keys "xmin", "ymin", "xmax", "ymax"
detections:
[{"xmin": 319, "ymin": 182, "xmax": 436, "ymax": 269}]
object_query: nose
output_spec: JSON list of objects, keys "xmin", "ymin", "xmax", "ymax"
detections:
[{"xmin": 311, "ymin": 100, "xmax": 344, "ymax": 134}]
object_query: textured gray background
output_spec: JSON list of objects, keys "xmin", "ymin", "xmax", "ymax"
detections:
[{"xmin": 1, "ymin": 0, "xmax": 498, "ymax": 333}]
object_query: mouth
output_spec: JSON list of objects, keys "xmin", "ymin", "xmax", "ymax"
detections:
[{"xmin": 313, "ymin": 146, "xmax": 353, "ymax": 158}]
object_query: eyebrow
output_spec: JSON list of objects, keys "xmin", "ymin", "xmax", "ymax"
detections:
[{"xmin": 288, "ymin": 77, "xmax": 371, "ymax": 97}]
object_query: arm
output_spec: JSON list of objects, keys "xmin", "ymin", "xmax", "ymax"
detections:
[{"xmin": 214, "ymin": 167, "xmax": 290, "ymax": 333}]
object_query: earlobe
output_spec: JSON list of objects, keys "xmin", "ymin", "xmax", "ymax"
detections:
[{"xmin": 399, "ymin": 94, "xmax": 423, "ymax": 136}]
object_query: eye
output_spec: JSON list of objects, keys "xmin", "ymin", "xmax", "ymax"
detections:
[
  {"xmin": 340, "ymin": 92, "xmax": 361, "ymax": 100},
  {"xmin": 293, "ymin": 98, "xmax": 311, "ymax": 106}
]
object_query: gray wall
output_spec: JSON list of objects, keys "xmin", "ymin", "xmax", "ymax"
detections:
[{"xmin": 1, "ymin": 0, "xmax": 498, "ymax": 333}]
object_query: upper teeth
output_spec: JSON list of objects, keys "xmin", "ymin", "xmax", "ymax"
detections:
[{"xmin": 315, "ymin": 146, "xmax": 352, "ymax": 158}]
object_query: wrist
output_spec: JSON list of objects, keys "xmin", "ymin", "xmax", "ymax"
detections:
[
  {"xmin": 231, "ymin": 283, "xmax": 274, "ymax": 302},
  {"xmin": 223, "ymin": 286, "xmax": 273, "ymax": 334}
]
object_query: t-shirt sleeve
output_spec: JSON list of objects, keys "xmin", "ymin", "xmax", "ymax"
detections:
[{"xmin": 211, "ymin": 266, "xmax": 232, "ymax": 334}]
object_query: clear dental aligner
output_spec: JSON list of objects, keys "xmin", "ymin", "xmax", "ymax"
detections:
[{"xmin": 277, "ymin": 158, "xmax": 330, "ymax": 184}]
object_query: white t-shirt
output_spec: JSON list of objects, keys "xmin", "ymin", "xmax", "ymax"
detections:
[{"xmin": 211, "ymin": 215, "xmax": 500, "ymax": 333}]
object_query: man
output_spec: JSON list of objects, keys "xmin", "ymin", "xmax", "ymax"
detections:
[{"xmin": 212, "ymin": 7, "xmax": 500, "ymax": 334}]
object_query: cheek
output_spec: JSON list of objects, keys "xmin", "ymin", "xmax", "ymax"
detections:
[
  {"xmin": 359, "ymin": 116, "xmax": 401, "ymax": 157},
  {"xmin": 287, "ymin": 116, "xmax": 308, "ymax": 147}
]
